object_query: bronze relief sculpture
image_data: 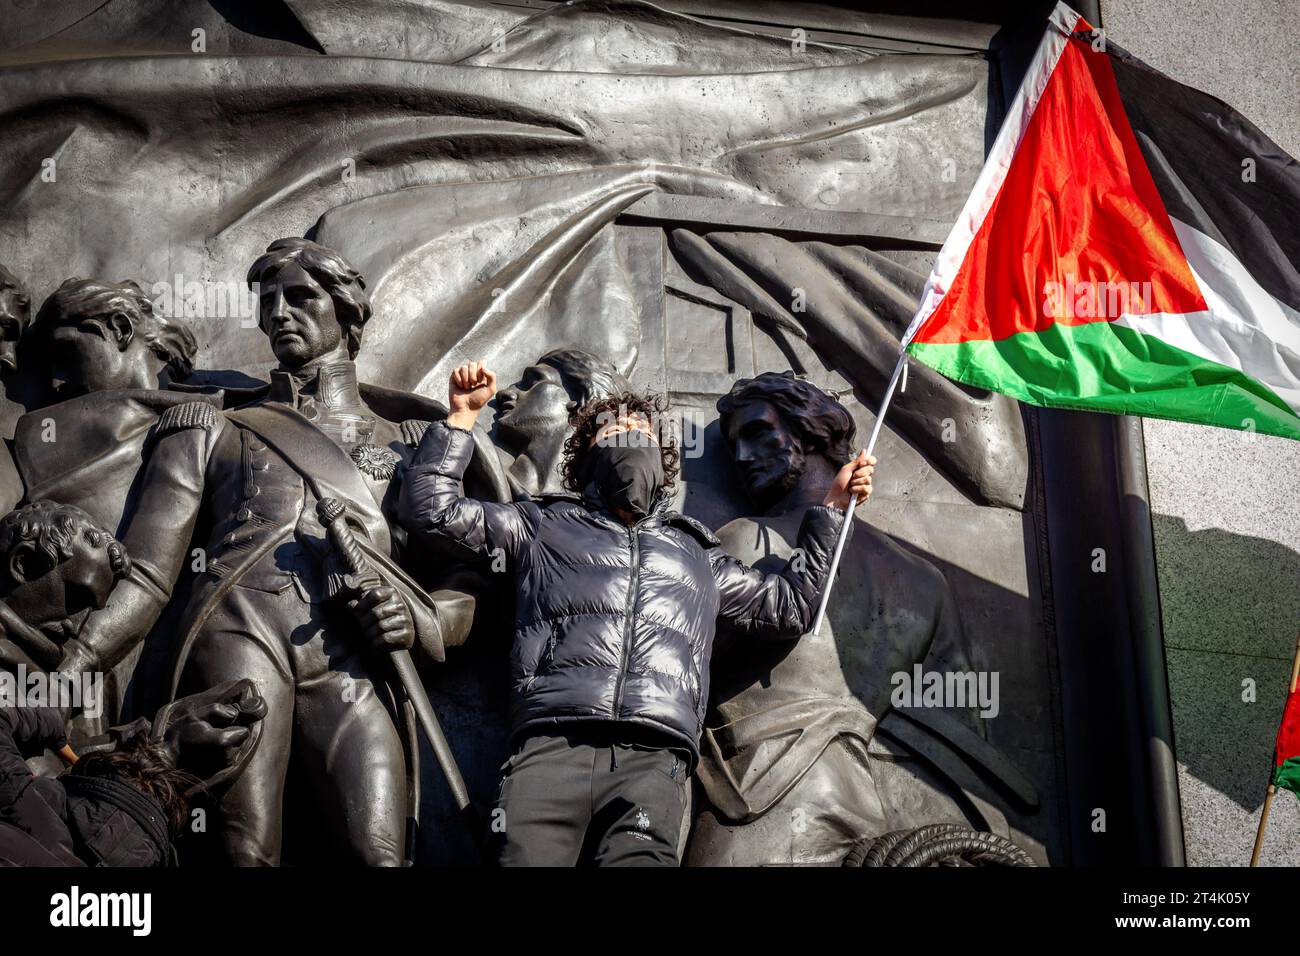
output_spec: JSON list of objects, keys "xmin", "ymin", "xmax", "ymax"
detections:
[
  {"xmin": 45, "ymin": 240, "xmax": 472, "ymax": 865},
  {"xmin": 0, "ymin": 1, "xmax": 1162, "ymax": 869}
]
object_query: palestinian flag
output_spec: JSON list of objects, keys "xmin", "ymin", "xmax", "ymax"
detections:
[
  {"xmin": 1275, "ymin": 683, "xmax": 1300, "ymax": 796},
  {"xmin": 903, "ymin": 2, "xmax": 1300, "ymax": 441}
]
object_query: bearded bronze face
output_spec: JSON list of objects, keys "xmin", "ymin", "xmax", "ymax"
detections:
[{"xmin": 721, "ymin": 398, "xmax": 808, "ymax": 510}]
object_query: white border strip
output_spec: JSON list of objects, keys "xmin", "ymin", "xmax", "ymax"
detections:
[{"xmin": 902, "ymin": 1, "xmax": 1083, "ymax": 347}]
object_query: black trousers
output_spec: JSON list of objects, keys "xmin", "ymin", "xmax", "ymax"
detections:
[{"xmin": 493, "ymin": 729, "xmax": 691, "ymax": 867}]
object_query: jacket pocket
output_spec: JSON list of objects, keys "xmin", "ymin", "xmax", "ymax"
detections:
[
  {"xmin": 654, "ymin": 749, "xmax": 689, "ymax": 786},
  {"xmin": 687, "ymin": 650, "xmax": 704, "ymax": 711}
]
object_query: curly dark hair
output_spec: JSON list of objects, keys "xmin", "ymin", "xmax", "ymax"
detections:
[
  {"xmin": 72, "ymin": 736, "xmax": 199, "ymax": 838},
  {"xmin": 560, "ymin": 391, "xmax": 680, "ymax": 496}
]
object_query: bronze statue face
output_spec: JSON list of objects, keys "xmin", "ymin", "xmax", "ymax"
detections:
[
  {"xmin": 494, "ymin": 362, "xmax": 572, "ymax": 446},
  {"xmin": 723, "ymin": 398, "xmax": 807, "ymax": 507},
  {"xmin": 0, "ymin": 287, "xmax": 28, "ymax": 374},
  {"xmin": 38, "ymin": 278, "xmax": 184, "ymax": 397},
  {"xmin": 257, "ymin": 261, "xmax": 346, "ymax": 370},
  {"xmin": 49, "ymin": 309, "xmax": 137, "ymax": 397},
  {"xmin": 4, "ymin": 527, "xmax": 118, "ymax": 633}
]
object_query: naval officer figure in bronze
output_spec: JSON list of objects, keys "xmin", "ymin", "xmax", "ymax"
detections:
[{"xmin": 56, "ymin": 239, "xmax": 462, "ymax": 865}]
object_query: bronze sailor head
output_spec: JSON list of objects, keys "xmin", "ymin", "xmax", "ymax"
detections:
[{"xmin": 35, "ymin": 277, "xmax": 195, "ymax": 397}]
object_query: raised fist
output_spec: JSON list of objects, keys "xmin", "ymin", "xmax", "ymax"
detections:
[{"xmin": 447, "ymin": 360, "xmax": 497, "ymax": 430}]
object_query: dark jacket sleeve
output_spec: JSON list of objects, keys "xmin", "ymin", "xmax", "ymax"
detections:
[
  {"xmin": 399, "ymin": 421, "xmax": 538, "ymax": 566},
  {"xmin": 0, "ymin": 706, "xmax": 80, "ymax": 865},
  {"xmin": 711, "ymin": 504, "xmax": 848, "ymax": 640}
]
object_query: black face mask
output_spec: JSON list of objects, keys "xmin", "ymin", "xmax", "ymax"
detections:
[{"xmin": 582, "ymin": 438, "xmax": 664, "ymax": 518}]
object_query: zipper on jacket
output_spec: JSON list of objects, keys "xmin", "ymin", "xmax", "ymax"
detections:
[{"xmin": 611, "ymin": 520, "xmax": 641, "ymax": 717}]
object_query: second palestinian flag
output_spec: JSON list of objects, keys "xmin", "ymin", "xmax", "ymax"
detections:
[
  {"xmin": 1275, "ymin": 682, "xmax": 1300, "ymax": 798},
  {"xmin": 904, "ymin": 2, "xmax": 1300, "ymax": 441}
]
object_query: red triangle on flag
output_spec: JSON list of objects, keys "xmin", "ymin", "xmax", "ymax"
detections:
[{"xmin": 912, "ymin": 30, "xmax": 1208, "ymax": 346}]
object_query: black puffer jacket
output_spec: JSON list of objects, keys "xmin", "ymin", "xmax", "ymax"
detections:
[
  {"xmin": 399, "ymin": 422, "xmax": 847, "ymax": 763},
  {"xmin": 0, "ymin": 706, "xmax": 171, "ymax": 867}
]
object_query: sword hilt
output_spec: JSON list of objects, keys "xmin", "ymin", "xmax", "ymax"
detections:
[{"xmin": 316, "ymin": 497, "xmax": 374, "ymax": 596}]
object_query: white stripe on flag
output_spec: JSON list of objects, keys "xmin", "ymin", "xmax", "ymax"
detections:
[{"xmin": 1111, "ymin": 217, "xmax": 1300, "ymax": 415}]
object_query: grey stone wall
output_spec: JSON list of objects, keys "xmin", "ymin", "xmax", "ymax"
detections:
[{"xmin": 1103, "ymin": 0, "xmax": 1300, "ymax": 866}]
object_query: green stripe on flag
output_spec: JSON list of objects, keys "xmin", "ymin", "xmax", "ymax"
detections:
[
  {"xmin": 907, "ymin": 321, "xmax": 1300, "ymax": 441},
  {"xmin": 1275, "ymin": 756, "xmax": 1300, "ymax": 797}
]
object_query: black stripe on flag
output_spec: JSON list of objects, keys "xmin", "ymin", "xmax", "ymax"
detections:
[{"xmin": 1107, "ymin": 41, "xmax": 1300, "ymax": 316}]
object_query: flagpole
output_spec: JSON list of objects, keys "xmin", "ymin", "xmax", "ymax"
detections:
[
  {"xmin": 810, "ymin": 348, "xmax": 909, "ymax": 636},
  {"xmin": 1249, "ymin": 788, "xmax": 1276, "ymax": 868},
  {"xmin": 1250, "ymin": 630, "xmax": 1300, "ymax": 866}
]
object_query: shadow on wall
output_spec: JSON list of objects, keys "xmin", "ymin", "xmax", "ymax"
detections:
[{"xmin": 1153, "ymin": 513, "xmax": 1300, "ymax": 811}]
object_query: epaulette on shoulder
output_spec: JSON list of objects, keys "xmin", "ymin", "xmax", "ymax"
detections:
[
  {"xmin": 399, "ymin": 418, "xmax": 431, "ymax": 448},
  {"xmin": 157, "ymin": 401, "xmax": 220, "ymax": 437}
]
